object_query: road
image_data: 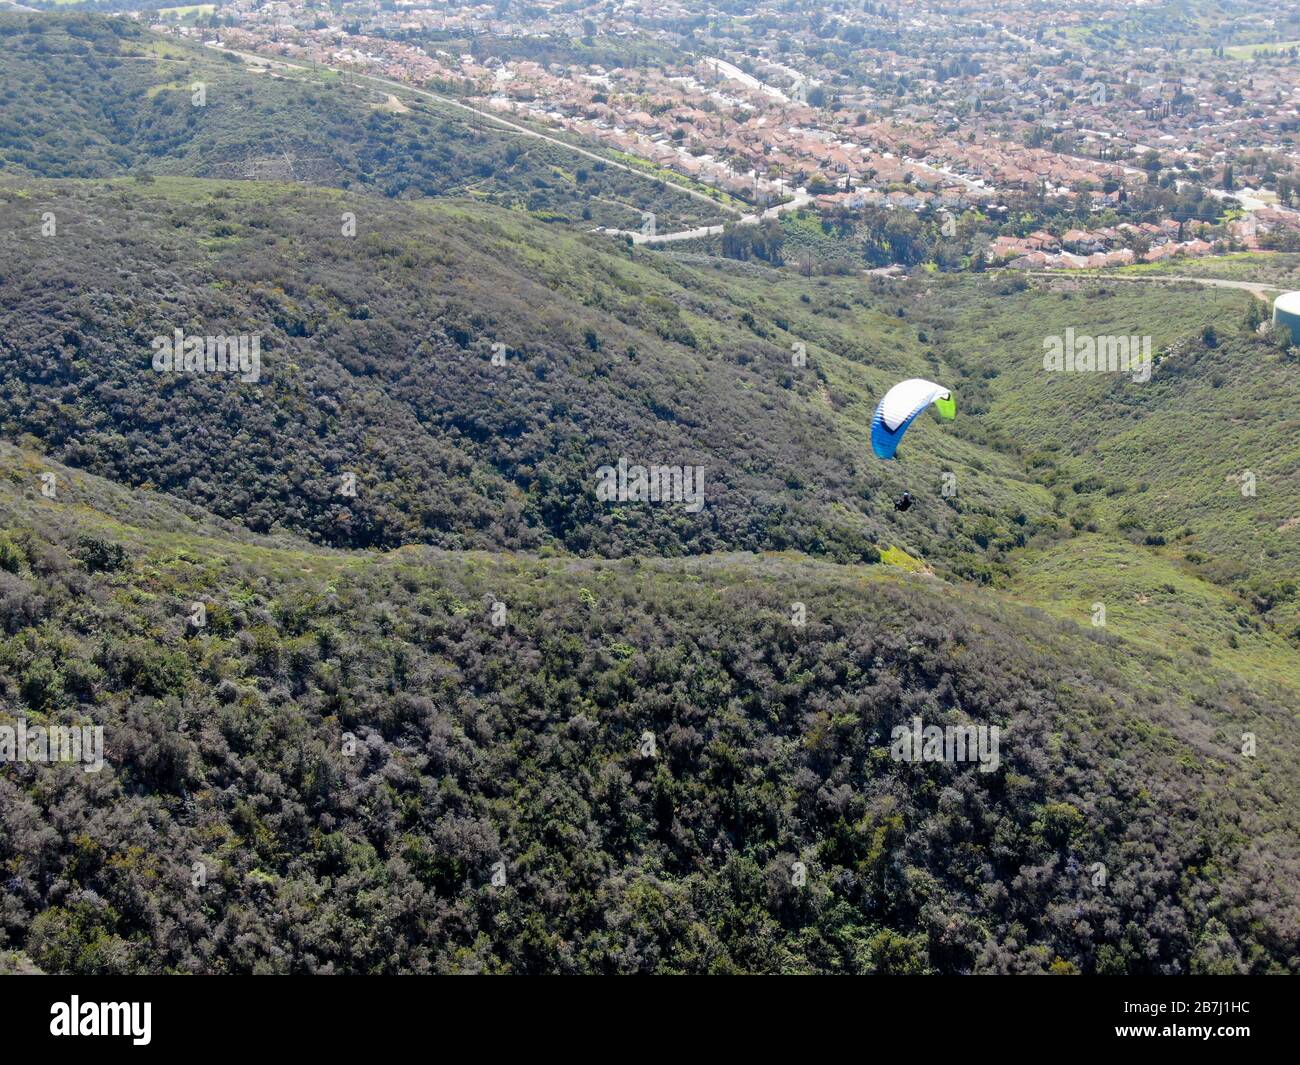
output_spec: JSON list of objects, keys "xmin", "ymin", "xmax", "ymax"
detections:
[
  {"xmin": 702, "ymin": 57, "xmax": 793, "ymax": 104},
  {"xmin": 208, "ymin": 44, "xmax": 743, "ymax": 218},
  {"xmin": 1025, "ymin": 270, "xmax": 1284, "ymax": 300},
  {"xmin": 598, "ymin": 188, "xmax": 814, "ymax": 244}
]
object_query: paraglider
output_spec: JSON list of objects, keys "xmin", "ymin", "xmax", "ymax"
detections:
[
  {"xmin": 871, "ymin": 378, "xmax": 955, "ymax": 461},
  {"xmin": 872, "ymin": 379, "xmax": 955, "ymax": 509}
]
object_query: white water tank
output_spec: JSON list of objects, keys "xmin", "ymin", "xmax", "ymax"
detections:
[{"xmin": 1272, "ymin": 291, "xmax": 1300, "ymax": 343}]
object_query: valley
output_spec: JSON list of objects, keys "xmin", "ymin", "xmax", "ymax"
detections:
[{"xmin": 0, "ymin": 10, "xmax": 1296, "ymax": 977}]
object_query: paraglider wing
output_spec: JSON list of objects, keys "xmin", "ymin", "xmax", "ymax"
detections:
[{"xmin": 871, "ymin": 378, "xmax": 955, "ymax": 459}]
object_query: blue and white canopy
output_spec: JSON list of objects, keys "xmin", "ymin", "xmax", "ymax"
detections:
[{"xmin": 870, "ymin": 378, "xmax": 955, "ymax": 459}]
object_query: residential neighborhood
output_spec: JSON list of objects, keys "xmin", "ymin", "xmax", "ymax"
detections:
[{"xmin": 154, "ymin": 0, "xmax": 1300, "ymax": 268}]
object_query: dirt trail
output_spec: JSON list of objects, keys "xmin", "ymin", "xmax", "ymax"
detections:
[{"xmin": 1025, "ymin": 270, "xmax": 1284, "ymax": 300}]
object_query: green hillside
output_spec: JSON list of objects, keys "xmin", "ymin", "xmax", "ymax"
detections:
[
  {"xmin": 1, "ymin": 443, "xmax": 1296, "ymax": 974},
  {"xmin": 0, "ymin": 174, "xmax": 1054, "ymax": 570},
  {"xmin": 0, "ymin": 14, "xmax": 1298, "ymax": 976},
  {"xmin": 922, "ymin": 274, "xmax": 1300, "ymax": 637},
  {"xmin": 0, "ymin": 11, "xmax": 723, "ymax": 232}
]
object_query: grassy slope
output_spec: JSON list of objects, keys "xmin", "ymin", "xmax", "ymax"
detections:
[
  {"xmin": 924, "ymin": 274, "xmax": 1300, "ymax": 640},
  {"xmin": 1116, "ymin": 252, "xmax": 1300, "ymax": 287},
  {"xmin": 1007, "ymin": 535, "xmax": 1300, "ymax": 701}
]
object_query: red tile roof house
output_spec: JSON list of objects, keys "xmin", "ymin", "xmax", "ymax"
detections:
[
  {"xmin": 1064, "ymin": 229, "xmax": 1111, "ymax": 253},
  {"xmin": 886, "ymin": 190, "xmax": 923, "ymax": 209},
  {"xmin": 1009, "ymin": 251, "xmax": 1052, "ymax": 269},
  {"xmin": 989, "ymin": 236, "xmax": 1034, "ymax": 261},
  {"xmin": 827, "ymin": 148, "xmax": 857, "ymax": 172},
  {"xmin": 1144, "ymin": 242, "xmax": 1182, "ymax": 261},
  {"xmin": 1056, "ymin": 251, "xmax": 1091, "ymax": 269},
  {"xmin": 1256, "ymin": 208, "xmax": 1300, "ymax": 234},
  {"xmin": 1228, "ymin": 217, "xmax": 1262, "ymax": 249}
]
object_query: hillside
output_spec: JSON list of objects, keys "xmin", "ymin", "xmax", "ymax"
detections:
[
  {"xmin": 0, "ymin": 11, "xmax": 724, "ymax": 233},
  {"xmin": 0, "ymin": 443, "xmax": 1296, "ymax": 974},
  {"xmin": 11, "ymin": 173, "xmax": 1286, "ymax": 661},
  {"xmin": 920, "ymin": 273, "xmax": 1300, "ymax": 637},
  {"xmin": 0, "ymin": 174, "xmax": 1053, "ymax": 571},
  {"xmin": 0, "ymin": 14, "xmax": 1298, "ymax": 978}
]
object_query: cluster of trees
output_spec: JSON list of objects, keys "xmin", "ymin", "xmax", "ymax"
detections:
[
  {"xmin": 721, "ymin": 218, "xmax": 785, "ymax": 263},
  {"xmin": 0, "ymin": 474, "xmax": 1294, "ymax": 973}
]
